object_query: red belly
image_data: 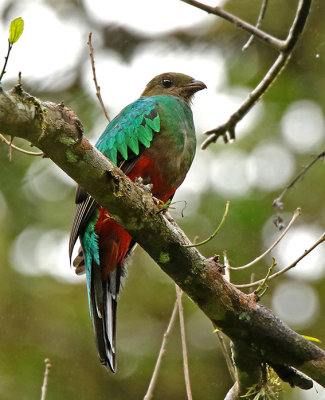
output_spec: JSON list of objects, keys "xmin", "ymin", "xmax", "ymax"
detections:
[
  {"xmin": 95, "ymin": 153, "xmax": 176, "ymax": 279},
  {"xmin": 128, "ymin": 153, "xmax": 176, "ymax": 202}
]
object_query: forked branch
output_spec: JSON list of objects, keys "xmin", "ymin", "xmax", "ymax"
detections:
[
  {"xmin": 179, "ymin": 0, "xmax": 312, "ymax": 148},
  {"xmin": 235, "ymin": 233, "xmax": 325, "ymax": 289},
  {"xmin": 242, "ymin": 0, "xmax": 269, "ymax": 51},
  {"xmin": 231, "ymin": 208, "xmax": 301, "ymax": 270}
]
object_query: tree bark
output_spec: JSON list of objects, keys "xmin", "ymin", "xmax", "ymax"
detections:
[{"xmin": 1, "ymin": 85, "xmax": 324, "ymax": 397}]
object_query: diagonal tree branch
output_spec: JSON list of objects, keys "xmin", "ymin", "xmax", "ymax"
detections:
[{"xmin": 1, "ymin": 85, "xmax": 325, "ymax": 396}]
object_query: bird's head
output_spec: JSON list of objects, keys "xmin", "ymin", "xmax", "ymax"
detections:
[{"xmin": 141, "ymin": 72, "xmax": 207, "ymax": 103}]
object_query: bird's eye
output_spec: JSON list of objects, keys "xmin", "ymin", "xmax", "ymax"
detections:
[{"xmin": 162, "ymin": 78, "xmax": 172, "ymax": 88}]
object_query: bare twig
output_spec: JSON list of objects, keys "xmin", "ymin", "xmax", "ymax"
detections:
[
  {"xmin": 273, "ymin": 151, "xmax": 325, "ymax": 210},
  {"xmin": 176, "ymin": 285, "xmax": 193, "ymax": 400},
  {"xmin": 0, "ymin": 41, "xmax": 13, "ymax": 83},
  {"xmin": 254, "ymin": 258, "xmax": 277, "ymax": 298},
  {"xmin": 0, "ymin": 133, "xmax": 44, "ymax": 157},
  {"xmin": 216, "ymin": 253, "xmax": 236, "ymax": 383},
  {"xmin": 235, "ymin": 233, "xmax": 325, "ymax": 289},
  {"xmin": 223, "ymin": 250, "xmax": 231, "ymax": 282},
  {"xmin": 184, "ymin": 201, "xmax": 230, "ymax": 248},
  {"xmin": 180, "ymin": 0, "xmax": 284, "ymax": 51},
  {"xmin": 201, "ymin": 51, "xmax": 290, "ymax": 148},
  {"xmin": 249, "ymin": 273, "xmax": 256, "ymax": 294},
  {"xmin": 195, "ymin": 0, "xmax": 311, "ymax": 148},
  {"xmin": 242, "ymin": 0, "xmax": 269, "ymax": 51},
  {"xmin": 231, "ymin": 208, "xmax": 301, "ymax": 270},
  {"xmin": 216, "ymin": 330, "xmax": 236, "ymax": 382},
  {"xmin": 87, "ymin": 32, "xmax": 110, "ymax": 122},
  {"xmin": 143, "ymin": 299, "xmax": 179, "ymax": 400},
  {"xmin": 8, "ymin": 135, "xmax": 13, "ymax": 160},
  {"xmin": 40, "ymin": 358, "xmax": 52, "ymax": 400}
]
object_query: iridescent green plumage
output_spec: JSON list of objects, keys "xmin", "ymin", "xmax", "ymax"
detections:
[{"xmin": 96, "ymin": 100, "xmax": 160, "ymax": 166}]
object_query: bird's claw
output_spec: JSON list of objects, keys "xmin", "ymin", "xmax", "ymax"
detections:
[{"xmin": 135, "ymin": 177, "xmax": 153, "ymax": 193}]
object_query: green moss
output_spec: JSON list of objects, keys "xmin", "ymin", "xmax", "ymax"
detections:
[
  {"xmin": 66, "ymin": 150, "xmax": 78, "ymax": 163},
  {"xmin": 60, "ymin": 137, "xmax": 77, "ymax": 146},
  {"xmin": 239, "ymin": 312, "xmax": 251, "ymax": 322},
  {"xmin": 159, "ymin": 252, "xmax": 170, "ymax": 264}
]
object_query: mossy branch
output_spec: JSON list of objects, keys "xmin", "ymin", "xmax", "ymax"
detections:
[{"xmin": 1, "ymin": 85, "xmax": 325, "ymax": 398}]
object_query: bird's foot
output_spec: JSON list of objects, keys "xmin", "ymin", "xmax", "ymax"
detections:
[{"xmin": 134, "ymin": 177, "xmax": 153, "ymax": 193}]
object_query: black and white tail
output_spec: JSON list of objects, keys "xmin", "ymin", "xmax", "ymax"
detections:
[{"xmin": 90, "ymin": 261, "xmax": 120, "ymax": 372}]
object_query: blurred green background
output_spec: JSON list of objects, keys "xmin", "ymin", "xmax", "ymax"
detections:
[{"xmin": 0, "ymin": 0, "xmax": 325, "ymax": 399}]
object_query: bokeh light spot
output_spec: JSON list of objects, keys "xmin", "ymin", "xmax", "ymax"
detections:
[
  {"xmin": 272, "ymin": 281, "xmax": 319, "ymax": 329},
  {"xmin": 210, "ymin": 149, "xmax": 251, "ymax": 197},
  {"xmin": 246, "ymin": 142, "xmax": 295, "ymax": 191},
  {"xmin": 83, "ymin": 0, "xmax": 224, "ymax": 35},
  {"xmin": 274, "ymin": 226, "xmax": 325, "ymax": 281},
  {"xmin": 23, "ymin": 160, "xmax": 74, "ymax": 202},
  {"xmin": 281, "ymin": 100, "xmax": 325, "ymax": 153},
  {"xmin": 10, "ymin": 226, "xmax": 82, "ymax": 283},
  {"xmin": 1, "ymin": 2, "xmax": 85, "ymax": 90}
]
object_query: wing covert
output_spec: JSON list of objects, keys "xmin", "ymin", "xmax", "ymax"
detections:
[{"xmin": 96, "ymin": 98, "xmax": 160, "ymax": 166}]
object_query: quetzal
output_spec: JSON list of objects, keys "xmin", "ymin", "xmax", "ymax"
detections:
[{"xmin": 69, "ymin": 72, "xmax": 206, "ymax": 372}]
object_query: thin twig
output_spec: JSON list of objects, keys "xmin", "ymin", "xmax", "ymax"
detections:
[
  {"xmin": 242, "ymin": 0, "xmax": 269, "ymax": 51},
  {"xmin": 8, "ymin": 135, "xmax": 13, "ymax": 160},
  {"xmin": 176, "ymin": 285, "xmax": 193, "ymax": 400},
  {"xmin": 249, "ymin": 272, "xmax": 256, "ymax": 294},
  {"xmin": 87, "ymin": 32, "xmax": 110, "ymax": 122},
  {"xmin": 217, "ymin": 253, "xmax": 236, "ymax": 382},
  {"xmin": 235, "ymin": 233, "xmax": 325, "ymax": 289},
  {"xmin": 230, "ymin": 208, "xmax": 301, "ymax": 270},
  {"xmin": 223, "ymin": 250, "xmax": 231, "ymax": 282},
  {"xmin": 180, "ymin": 0, "xmax": 284, "ymax": 51},
  {"xmin": 254, "ymin": 258, "xmax": 277, "ymax": 298},
  {"xmin": 216, "ymin": 330, "xmax": 236, "ymax": 382},
  {"xmin": 143, "ymin": 299, "xmax": 179, "ymax": 400},
  {"xmin": 0, "ymin": 41, "xmax": 13, "ymax": 83},
  {"xmin": 273, "ymin": 151, "xmax": 325, "ymax": 210},
  {"xmin": 40, "ymin": 358, "xmax": 52, "ymax": 400},
  {"xmin": 0, "ymin": 133, "xmax": 44, "ymax": 157},
  {"xmin": 184, "ymin": 201, "xmax": 230, "ymax": 248}
]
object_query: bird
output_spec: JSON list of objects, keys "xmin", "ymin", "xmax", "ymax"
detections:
[{"xmin": 69, "ymin": 72, "xmax": 206, "ymax": 372}]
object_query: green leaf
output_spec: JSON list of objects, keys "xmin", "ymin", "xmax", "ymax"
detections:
[
  {"xmin": 9, "ymin": 17, "xmax": 24, "ymax": 44},
  {"xmin": 302, "ymin": 335, "xmax": 321, "ymax": 344}
]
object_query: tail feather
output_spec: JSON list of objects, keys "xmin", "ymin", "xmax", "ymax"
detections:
[
  {"xmin": 90, "ymin": 261, "xmax": 119, "ymax": 373},
  {"xmin": 103, "ymin": 284, "xmax": 117, "ymax": 370},
  {"xmin": 73, "ymin": 246, "xmax": 86, "ymax": 275}
]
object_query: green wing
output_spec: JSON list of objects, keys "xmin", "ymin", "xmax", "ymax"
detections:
[{"xmin": 96, "ymin": 97, "xmax": 161, "ymax": 166}]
